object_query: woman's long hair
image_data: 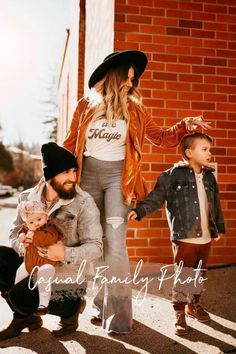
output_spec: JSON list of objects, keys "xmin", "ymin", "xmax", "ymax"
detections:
[{"xmin": 88, "ymin": 64, "xmax": 143, "ymax": 125}]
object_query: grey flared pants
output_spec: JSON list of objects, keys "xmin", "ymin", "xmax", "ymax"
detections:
[{"xmin": 80, "ymin": 157, "xmax": 133, "ymax": 333}]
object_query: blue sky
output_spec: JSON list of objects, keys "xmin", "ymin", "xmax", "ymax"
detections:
[{"xmin": 0, "ymin": 0, "xmax": 73, "ymax": 145}]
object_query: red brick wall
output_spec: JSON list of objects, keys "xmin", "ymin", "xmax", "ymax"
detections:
[{"xmin": 114, "ymin": 0, "xmax": 236, "ymax": 265}]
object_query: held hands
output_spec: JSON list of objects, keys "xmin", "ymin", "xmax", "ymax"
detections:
[
  {"xmin": 37, "ymin": 240, "xmax": 65, "ymax": 261},
  {"xmin": 128, "ymin": 211, "xmax": 138, "ymax": 221},
  {"xmin": 186, "ymin": 116, "xmax": 212, "ymax": 131},
  {"xmin": 215, "ymin": 234, "xmax": 223, "ymax": 241}
]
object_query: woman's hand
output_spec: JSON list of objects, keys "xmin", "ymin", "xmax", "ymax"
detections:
[
  {"xmin": 37, "ymin": 240, "xmax": 65, "ymax": 261},
  {"xmin": 128, "ymin": 211, "xmax": 138, "ymax": 221},
  {"xmin": 186, "ymin": 116, "xmax": 212, "ymax": 131}
]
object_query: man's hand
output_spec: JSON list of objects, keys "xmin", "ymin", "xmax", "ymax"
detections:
[
  {"xmin": 37, "ymin": 240, "xmax": 65, "ymax": 261},
  {"xmin": 128, "ymin": 211, "xmax": 138, "ymax": 221}
]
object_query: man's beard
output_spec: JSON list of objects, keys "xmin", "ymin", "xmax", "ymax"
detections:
[{"xmin": 50, "ymin": 178, "xmax": 76, "ymax": 200}]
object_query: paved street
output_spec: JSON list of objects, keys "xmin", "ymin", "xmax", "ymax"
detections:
[
  {"xmin": 0, "ymin": 202, "xmax": 235, "ymax": 354},
  {"xmin": 0, "ymin": 207, "xmax": 17, "ymax": 246}
]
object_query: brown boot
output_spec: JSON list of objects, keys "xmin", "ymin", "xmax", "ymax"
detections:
[
  {"xmin": 33, "ymin": 306, "xmax": 49, "ymax": 316},
  {"xmin": 51, "ymin": 297, "xmax": 86, "ymax": 338},
  {"xmin": 174, "ymin": 311, "xmax": 188, "ymax": 336},
  {"xmin": 1, "ymin": 291, "xmax": 9, "ymax": 300},
  {"xmin": 186, "ymin": 303, "xmax": 210, "ymax": 322},
  {"xmin": 90, "ymin": 316, "xmax": 102, "ymax": 326},
  {"xmin": 0, "ymin": 315, "xmax": 43, "ymax": 341}
]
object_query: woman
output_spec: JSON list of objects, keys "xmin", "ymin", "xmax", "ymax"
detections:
[{"xmin": 63, "ymin": 50, "xmax": 211, "ymax": 334}]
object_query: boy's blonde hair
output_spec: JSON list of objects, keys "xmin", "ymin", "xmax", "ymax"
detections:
[
  {"xmin": 18, "ymin": 200, "xmax": 48, "ymax": 221},
  {"xmin": 180, "ymin": 132, "xmax": 213, "ymax": 161}
]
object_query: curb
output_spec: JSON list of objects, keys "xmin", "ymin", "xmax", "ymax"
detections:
[{"xmin": 0, "ymin": 202, "xmax": 17, "ymax": 209}]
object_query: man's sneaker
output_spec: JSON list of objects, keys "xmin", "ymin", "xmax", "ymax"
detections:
[
  {"xmin": 186, "ymin": 303, "xmax": 210, "ymax": 322},
  {"xmin": 174, "ymin": 311, "xmax": 189, "ymax": 336}
]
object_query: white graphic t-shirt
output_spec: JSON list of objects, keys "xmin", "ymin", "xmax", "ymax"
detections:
[
  {"xmin": 84, "ymin": 119, "xmax": 127, "ymax": 161},
  {"xmin": 180, "ymin": 172, "xmax": 211, "ymax": 244}
]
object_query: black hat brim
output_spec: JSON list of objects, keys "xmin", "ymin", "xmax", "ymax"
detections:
[{"xmin": 88, "ymin": 50, "xmax": 147, "ymax": 89}]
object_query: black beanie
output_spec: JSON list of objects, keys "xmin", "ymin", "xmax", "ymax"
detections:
[{"xmin": 41, "ymin": 142, "xmax": 78, "ymax": 181}]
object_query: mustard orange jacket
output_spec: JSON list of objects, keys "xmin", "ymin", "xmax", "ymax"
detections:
[{"xmin": 63, "ymin": 98, "xmax": 191, "ymax": 205}]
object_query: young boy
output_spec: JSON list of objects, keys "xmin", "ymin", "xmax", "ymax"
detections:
[
  {"xmin": 128, "ymin": 132, "xmax": 225, "ymax": 336},
  {"xmin": 15, "ymin": 200, "xmax": 62, "ymax": 315}
]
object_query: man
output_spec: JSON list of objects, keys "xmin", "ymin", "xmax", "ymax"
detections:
[{"xmin": 0, "ymin": 142, "xmax": 103, "ymax": 340}]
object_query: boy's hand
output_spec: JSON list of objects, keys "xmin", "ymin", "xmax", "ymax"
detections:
[
  {"xmin": 215, "ymin": 234, "xmax": 223, "ymax": 241},
  {"xmin": 128, "ymin": 211, "xmax": 138, "ymax": 221}
]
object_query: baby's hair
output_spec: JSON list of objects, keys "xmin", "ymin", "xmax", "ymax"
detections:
[
  {"xmin": 18, "ymin": 200, "xmax": 48, "ymax": 221},
  {"xmin": 180, "ymin": 132, "xmax": 213, "ymax": 161}
]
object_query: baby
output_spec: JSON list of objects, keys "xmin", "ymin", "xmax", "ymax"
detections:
[{"xmin": 15, "ymin": 200, "xmax": 62, "ymax": 315}]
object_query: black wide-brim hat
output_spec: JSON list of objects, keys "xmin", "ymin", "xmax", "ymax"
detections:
[{"xmin": 88, "ymin": 50, "xmax": 148, "ymax": 89}]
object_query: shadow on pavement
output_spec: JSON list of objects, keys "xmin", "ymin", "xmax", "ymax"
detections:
[
  {"xmin": 0, "ymin": 258, "xmax": 235, "ymax": 353},
  {"xmin": 108, "ymin": 320, "xmax": 196, "ymax": 354},
  {"xmin": 185, "ymin": 323, "xmax": 236, "ymax": 354},
  {"xmin": 131, "ymin": 265, "xmax": 236, "ymax": 322},
  {"xmin": 0, "ymin": 327, "xmax": 70, "ymax": 353},
  {"xmin": 206, "ymin": 319, "xmax": 236, "ymax": 339},
  {"xmin": 117, "ymin": 319, "xmax": 236, "ymax": 354},
  {"xmin": 0, "ymin": 321, "xmax": 197, "ymax": 354}
]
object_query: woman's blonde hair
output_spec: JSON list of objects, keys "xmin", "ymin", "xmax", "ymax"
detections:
[{"xmin": 88, "ymin": 64, "xmax": 143, "ymax": 125}]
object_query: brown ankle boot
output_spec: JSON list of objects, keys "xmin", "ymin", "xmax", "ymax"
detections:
[
  {"xmin": 33, "ymin": 305, "xmax": 49, "ymax": 316},
  {"xmin": 51, "ymin": 297, "xmax": 86, "ymax": 338},
  {"xmin": 174, "ymin": 311, "xmax": 188, "ymax": 336},
  {"xmin": 1, "ymin": 291, "xmax": 9, "ymax": 300},
  {"xmin": 0, "ymin": 315, "xmax": 43, "ymax": 341},
  {"xmin": 186, "ymin": 303, "xmax": 210, "ymax": 322}
]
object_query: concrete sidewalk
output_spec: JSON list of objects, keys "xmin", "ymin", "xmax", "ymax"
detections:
[
  {"xmin": 0, "ymin": 264, "xmax": 235, "ymax": 354},
  {"xmin": 0, "ymin": 196, "xmax": 18, "ymax": 209},
  {"xmin": 0, "ymin": 199, "xmax": 235, "ymax": 353}
]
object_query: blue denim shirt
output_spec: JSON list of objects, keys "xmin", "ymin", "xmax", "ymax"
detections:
[
  {"xmin": 134, "ymin": 164, "xmax": 225, "ymax": 240},
  {"xmin": 9, "ymin": 185, "xmax": 103, "ymax": 265}
]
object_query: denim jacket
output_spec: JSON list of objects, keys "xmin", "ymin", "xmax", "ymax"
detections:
[
  {"xmin": 10, "ymin": 184, "xmax": 103, "ymax": 263},
  {"xmin": 9, "ymin": 184, "xmax": 103, "ymax": 300},
  {"xmin": 134, "ymin": 164, "xmax": 225, "ymax": 241}
]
